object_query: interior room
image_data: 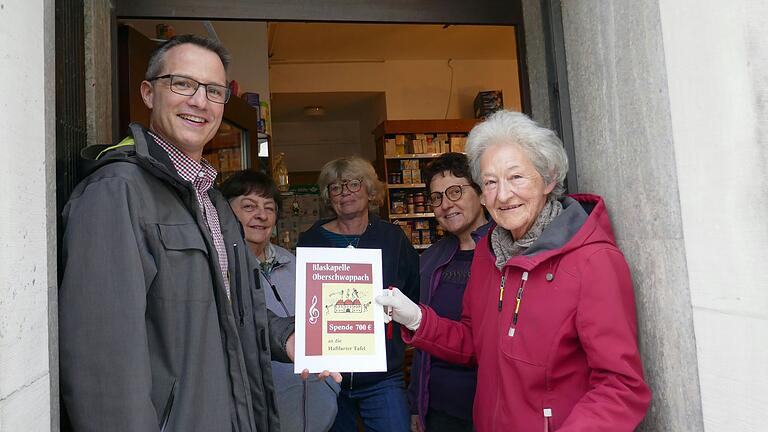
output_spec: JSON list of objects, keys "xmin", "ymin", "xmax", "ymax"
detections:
[{"xmin": 120, "ymin": 20, "xmax": 521, "ymax": 251}]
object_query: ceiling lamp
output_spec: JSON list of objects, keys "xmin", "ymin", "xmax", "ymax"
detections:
[{"xmin": 303, "ymin": 106, "xmax": 326, "ymax": 117}]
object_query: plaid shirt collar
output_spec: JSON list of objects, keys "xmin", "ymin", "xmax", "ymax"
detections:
[{"xmin": 148, "ymin": 131, "xmax": 218, "ymax": 188}]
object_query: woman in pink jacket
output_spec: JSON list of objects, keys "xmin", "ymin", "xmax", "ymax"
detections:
[{"xmin": 378, "ymin": 110, "xmax": 651, "ymax": 431}]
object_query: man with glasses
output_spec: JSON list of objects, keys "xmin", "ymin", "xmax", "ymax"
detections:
[{"xmin": 59, "ymin": 35, "xmax": 336, "ymax": 432}]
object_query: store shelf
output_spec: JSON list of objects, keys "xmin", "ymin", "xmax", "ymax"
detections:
[
  {"xmin": 384, "ymin": 153, "xmax": 444, "ymax": 159},
  {"xmin": 387, "ymin": 183, "xmax": 426, "ymax": 189},
  {"xmin": 374, "ymin": 119, "xmax": 478, "ymax": 136},
  {"xmin": 389, "ymin": 213, "xmax": 434, "ymax": 219},
  {"xmin": 375, "ymin": 119, "xmax": 475, "ymax": 253}
]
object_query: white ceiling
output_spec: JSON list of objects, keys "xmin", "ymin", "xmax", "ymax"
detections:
[{"xmin": 268, "ymin": 22, "xmax": 517, "ymax": 62}]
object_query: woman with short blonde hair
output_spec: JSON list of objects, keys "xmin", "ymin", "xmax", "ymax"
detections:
[
  {"xmin": 316, "ymin": 156, "xmax": 385, "ymax": 211},
  {"xmin": 298, "ymin": 156, "xmax": 418, "ymax": 432}
]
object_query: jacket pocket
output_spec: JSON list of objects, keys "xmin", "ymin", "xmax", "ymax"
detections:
[
  {"xmin": 158, "ymin": 223, "xmax": 208, "ymax": 255},
  {"xmin": 152, "ymin": 223, "xmax": 213, "ymax": 302},
  {"xmin": 500, "ymin": 316, "xmax": 546, "ymax": 367}
]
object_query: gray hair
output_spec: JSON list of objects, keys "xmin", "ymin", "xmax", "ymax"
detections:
[
  {"xmin": 317, "ymin": 156, "xmax": 385, "ymax": 210},
  {"xmin": 466, "ymin": 110, "xmax": 569, "ymax": 197},
  {"xmin": 145, "ymin": 34, "xmax": 231, "ymax": 80}
]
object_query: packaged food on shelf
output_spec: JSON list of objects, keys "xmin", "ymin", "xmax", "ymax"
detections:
[
  {"xmin": 393, "ymin": 220, "xmax": 413, "ymax": 240},
  {"xmin": 450, "ymin": 136, "xmax": 467, "ymax": 153},
  {"xmin": 424, "ymin": 139, "xmax": 438, "ymax": 153},
  {"xmin": 412, "ymin": 139, "xmax": 424, "ymax": 153},
  {"xmin": 391, "ymin": 191, "xmax": 407, "ymax": 214},
  {"xmin": 375, "ymin": 119, "xmax": 476, "ymax": 250},
  {"xmin": 411, "ymin": 230, "xmax": 421, "ymax": 245},
  {"xmin": 474, "ymin": 90, "xmax": 504, "ymax": 119},
  {"xmin": 385, "ymin": 138, "xmax": 397, "ymax": 156},
  {"xmin": 420, "ymin": 230, "xmax": 432, "ymax": 245},
  {"xmin": 411, "ymin": 169, "xmax": 421, "ymax": 183},
  {"xmin": 402, "ymin": 169, "xmax": 413, "ymax": 184},
  {"xmin": 395, "ymin": 135, "xmax": 407, "ymax": 154}
]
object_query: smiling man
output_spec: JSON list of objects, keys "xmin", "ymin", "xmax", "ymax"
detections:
[{"xmin": 59, "ymin": 35, "xmax": 300, "ymax": 432}]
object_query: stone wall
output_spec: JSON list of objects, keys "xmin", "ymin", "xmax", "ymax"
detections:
[
  {"xmin": 559, "ymin": 0, "xmax": 704, "ymax": 430},
  {"xmin": 658, "ymin": 0, "xmax": 768, "ymax": 430},
  {"xmin": 0, "ymin": 0, "xmax": 57, "ymax": 430}
]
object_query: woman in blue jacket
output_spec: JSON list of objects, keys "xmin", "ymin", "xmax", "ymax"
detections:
[
  {"xmin": 409, "ymin": 153, "xmax": 490, "ymax": 432},
  {"xmin": 298, "ymin": 156, "xmax": 419, "ymax": 432}
]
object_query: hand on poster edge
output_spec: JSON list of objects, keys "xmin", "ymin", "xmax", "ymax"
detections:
[{"xmin": 287, "ymin": 332, "xmax": 343, "ymax": 383}]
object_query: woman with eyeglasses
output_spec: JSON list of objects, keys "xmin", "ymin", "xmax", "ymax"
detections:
[
  {"xmin": 378, "ymin": 111, "xmax": 651, "ymax": 431},
  {"xmin": 297, "ymin": 156, "xmax": 419, "ymax": 432},
  {"xmin": 407, "ymin": 153, "xmax": 490, "ymax": 432}
]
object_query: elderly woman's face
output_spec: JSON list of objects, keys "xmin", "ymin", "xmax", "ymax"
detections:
[
  {"xmin": 230, "ymin": 193, "xmax": 277, "ymax": 248},
  {"xmin": 328, "ymin": 176, "xmax": 369, "ymax": 220},
  {"xmin": 479, "ymin": 143, "xmax": 555, "ymax": 239}
]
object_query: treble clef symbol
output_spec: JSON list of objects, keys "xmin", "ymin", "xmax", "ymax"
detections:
[{"xmin": 308, "ymin": 295, "xmax": 320, "ymax": 325}]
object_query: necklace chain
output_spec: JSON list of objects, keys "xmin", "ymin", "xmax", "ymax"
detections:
[{"xmin": 341, "ymin": 233, "xmax": 361, "ymax": 249}]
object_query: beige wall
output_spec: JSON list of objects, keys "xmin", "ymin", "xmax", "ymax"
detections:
[{"xmin": 270, "ymin": 59, "xmax": 520, "ymax": 120}]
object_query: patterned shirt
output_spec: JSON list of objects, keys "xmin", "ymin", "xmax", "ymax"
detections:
[{"xmin": 149, "ymin": 131, "xmax": 230, "ymax": 299}]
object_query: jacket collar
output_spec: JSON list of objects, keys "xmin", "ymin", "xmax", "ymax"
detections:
[
  {"xmin": 438, "ymin": 219, "xmax": 494, "ymax": 266},
  {"xmin": 81, "ymin": 122, "xmax": 193, "ymax": 192}
]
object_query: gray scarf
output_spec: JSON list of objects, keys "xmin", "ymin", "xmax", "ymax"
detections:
[{"xmin": 492, "ymin": 197, "xmax": 563, "ymax": 269}]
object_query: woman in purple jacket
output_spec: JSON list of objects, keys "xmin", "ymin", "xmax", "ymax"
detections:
[{"xmin": 409, "ymin": 153, "xmax": 491, "ymax": 432}]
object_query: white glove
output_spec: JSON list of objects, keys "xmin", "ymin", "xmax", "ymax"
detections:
[{"xmin": 375, "ymin": 287, "xmax": 422, "ymax": 331}]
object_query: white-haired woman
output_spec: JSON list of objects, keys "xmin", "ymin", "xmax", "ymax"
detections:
[
  {"xmin": 298, "ymin": 156, "xmax": 419, "ymax": 432},
  {"xmin": 378, "ymin": 111, "xmax": 651, "ymax": 431}
]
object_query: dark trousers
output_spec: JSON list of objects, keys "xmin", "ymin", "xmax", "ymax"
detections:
[{"xmin": 425, "ymin": 409, "xmax": 473, "ymax": 432}]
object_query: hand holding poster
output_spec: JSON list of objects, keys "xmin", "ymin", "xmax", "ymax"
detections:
[{"xmin": 294, "ymin": 247, "xmax": 387, "ymax": 373}]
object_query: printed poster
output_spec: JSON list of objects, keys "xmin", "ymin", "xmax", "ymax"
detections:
[{"xmin": 294, "ymin": 247, "xmax": 387, "ymax": 373}]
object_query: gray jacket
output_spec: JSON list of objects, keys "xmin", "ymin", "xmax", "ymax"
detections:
[
  {"xmin": 257, "ymin": 244, "xmax": 340, "ymax": 432},
  {"xmin": 59, "ymin": 123, "xmax": 294, "ymax": 432}
]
